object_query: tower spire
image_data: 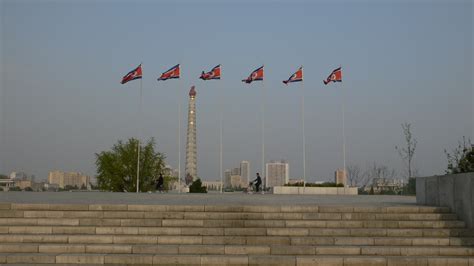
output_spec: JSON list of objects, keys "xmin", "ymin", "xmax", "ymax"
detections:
[{"xmin": 185, "ymin": 86, "xmax": 197, "ymax": 184}]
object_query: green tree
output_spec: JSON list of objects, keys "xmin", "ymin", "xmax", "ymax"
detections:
[
  {"xmin": 445, "ymin": 137, "xmax": 474, "ymax": 174},
  {"xmin": 95, "ymin": 138, "xmax": 165, "ymax": 192},
  {"xmin": 189, "ymin": 178, "xmax": 207, "ymax": 193}
]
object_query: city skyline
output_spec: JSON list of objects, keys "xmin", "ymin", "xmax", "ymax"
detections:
[{"xmin": 1, "ymin": 1, "xmax": 472, "ymax": 182}]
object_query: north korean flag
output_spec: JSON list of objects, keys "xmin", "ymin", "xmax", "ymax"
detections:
[
  {"xmin": 158, "ymin": 64, "xmax": 180, "ymax": 81},
  {"xmin": 121, "ymin": 64, "xmax": 142, "ymax": 84},
  {"xmin": 283, "ymin": 66, "xmax": 303, "ymax": 85},
  {"xmin": 323, "ymin": 67, "xmax": 342, "ymax": 85},
  {"xmin": 242, "ymin": 66, "xmax": 264, "ymax": 84},
  {"xmin": 200, "ymin": 65, "xmax": 221, "ymax": 80}
]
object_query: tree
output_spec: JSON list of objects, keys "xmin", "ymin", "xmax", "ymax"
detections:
[
  {"xmin": 396, "ymin": 122, "xmax": 417, "ymax": 179},
  {"xmin": 347, "ymin": 164, "xmax": 365, "ymax": 187},
  {"xmin": 364, "ymin": 162, "xmax": 397, "ymax": 185},
  {"xmin": 189, "ymin": 178, "xmax": 207, "ymax": 193},
  {"xmin": 95, "ymin": 138, "xmax": 165, "ymax": 192},
  {"xmin": 445, "ymin": 137, "xmax": 474, "ymax": 174}
]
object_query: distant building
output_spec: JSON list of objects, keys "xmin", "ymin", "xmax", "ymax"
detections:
[
  {"xmin": 230, "ymin": 175, "xmax": 242, "ymax": 188},
  {"xmin": 240, "ymin": 161, "xmax": 250, "ymax": 186},
  {"xmin": 9, "ymin": 171, "xmax": 27, "ymax": 180},
  {"xmin": 265, "ymin": 160, "xmax": 289, "ymax": 188},
  {"xmin": 162, "ymin": 165, "xmax": 179, "ymax": 178},
  {"xmin": 0, "ymin": 179, "xmax": 15, "ymax": 191},
  {"xmin": 48, "ymin": 170, "xmax": 90, "ymax": 189},
  {"xmin": 335, "ymin": 169, "xmax": 347, "ymax": 186},
  {"xmin": 368, "ymin": 178, "xmax": 405, "ymax": 194},
  {"xmin": 287, "ymin": 179, "xmax": 304, "ymax": 185},
  {"xmin": 231, "ymin": 167, "xmax": 240, "ymax": 176},
  {"xmin": 14, "ymin": 180, "xmax": 32, "ymax": 190},
  {"xmin": 224, "ymin": 169, "xmax": 231, "ymax": 188},
  {"xmin": 202, "ymin": 181, "xmax": 223, "ymax": 191}
]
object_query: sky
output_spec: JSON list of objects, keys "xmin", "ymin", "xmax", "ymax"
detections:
[{"xmin": 0, "ymin": 0, "xmax": 472, "ymax": 182}]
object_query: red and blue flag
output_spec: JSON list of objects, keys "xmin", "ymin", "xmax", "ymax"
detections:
[
  {"xmin": 283, "ymin": 66, "xmax": 303, "ymax": 85},
  {"xmin": 121, "ymin": 64, "xmax": 142, "ymax": 84},
  {"xmin": 158, "ymin": 64, "xmax": 180, "ymax": 81},
  {"xmin": 200, "ymin": 65, "xmax": 221, "ymax": 80},
  {"xmin": 323, "ymin": 67, "xmax": 342, "ymax": 85},
  {"xmin": 242, "ymin": 66, "xmax": 264, "ymax": 84}
]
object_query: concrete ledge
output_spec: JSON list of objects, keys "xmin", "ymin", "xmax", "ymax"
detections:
[
  {"xmin": 273, "ymin": 186, "xmax": 358, "ymax": 195},
  {"xmin": 417, "ymin": 173, "xmax": 474, "ymax": 228}
]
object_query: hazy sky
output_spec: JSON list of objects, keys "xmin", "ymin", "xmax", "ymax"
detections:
[{"xmin": 1, "ymin": 0, "xmax": 472, "ymax": 182}]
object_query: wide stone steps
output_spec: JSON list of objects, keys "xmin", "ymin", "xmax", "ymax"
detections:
[
  {"xmin": 1, "ymin": 243, "xmax": 474, "ymax": 256},
  {"xmin": 0, "ymin": 221, "xmax": 466, "ymax": 233},
  {"xmin": 0, "ymin": 203, "xmax": 472, "ymax": 265},
  {"xmin": 0, "ymin": 253, "xmax": 473, "ymax": 265},
  {"xmin": 1, "ymin": 234, "xmax": 474, "ymax": 246},
  {"xmin": 0, "ymin": 211, "xmax": 459, "ymax": 220}
]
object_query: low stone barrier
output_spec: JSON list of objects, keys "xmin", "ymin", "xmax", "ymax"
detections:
[
  {"xmin": 272, "ymin": 186, "xmax": 358, "ymax": 195},
  {"xmin": 416, "ymin": 172, "xmax": 474, "ymax": 228}
]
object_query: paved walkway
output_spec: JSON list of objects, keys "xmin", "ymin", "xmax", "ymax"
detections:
[{"xmin": 0, "ymin": 192, "xmax": 416, "ymax": 206}]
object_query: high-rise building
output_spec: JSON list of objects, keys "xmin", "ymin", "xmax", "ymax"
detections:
[
  {"xmin": 265, "ymin": 160, "xmax": 289, "ymax": 187},
  {"xmin": 240, "ymin": 161, "xmax": 250, "ymax": 185},
  {"xmin": 224, "ymin": 169, "xmax": 231, "ymax": 188},
  {"xmin": 48, "ymin": 170, "xmax": 90, "ymax": 189},
  {"xmin": 185, "ymin": 86, "xmax": 197, "ymax": 185},
  {"xmin": 335, "ymin": 169, "xmax": 347, "ymax": 186},
  {"xmin": 230, "ymin": 175, "xmax": 242, "ymax": 188},
  {"xmin": 231, "ymin": 167, "xmax": 240, "ymax": 176}
]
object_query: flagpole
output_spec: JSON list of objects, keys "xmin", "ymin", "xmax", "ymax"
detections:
[
  {"xmin": 178, "ymin": 81, "xmax": 182, "ymax": 193},
  {"xmin": 262, "ymin": 69, "xmax": 265, "ymax": 194},
  {"xmin": 219, "ymin": 72, "xmax": 223, "ymax": 194},
  {"xmin": 302, "ymin": 76, "xmax": 306, "ymax": 191},
  {"xmin": 136, "ymin": 68, "xmax": 143, "ymax": 193},
  {"xmin": 341, "ymin": 74, "xmax": 346, "ymax": 182}
]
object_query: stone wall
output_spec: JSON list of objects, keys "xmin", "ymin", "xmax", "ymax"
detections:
[
  {"xmin": 273, "ymin": 186, "xmax": 358, "ymax": 195},
  {"xmin": 416, "ymin": 173, "xmax": 474, "ymax": 228}
]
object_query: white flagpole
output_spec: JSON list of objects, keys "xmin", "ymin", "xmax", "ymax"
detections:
[
  {"xmin": 302, "ymin": 74, "xmax": 306, "ymax": 190},
  {"xmin": 178, "ymin": 72, "xmax": 182, "ymax": 194},
  {"xmin": 178, "ymin": 98, "xmax": 181, "ymax": 193},
  {"xmin": 341, "ymin": 71, "xmax": 346, "ymax": 180},
  {"xmin": 262, "ymin": 68, "xmax": 265, "ymax": 194},
  {"xmin": 136, "ymin": 66, "xmax": 143, "ymax": 193},
  {"xmin": 219, "ymin": 68, "xmax": 223, "ymax": 194}
]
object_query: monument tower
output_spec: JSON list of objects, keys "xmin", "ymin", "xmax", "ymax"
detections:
[{"xmin": 185, "ymin": 86, "xmax": 197, "ymax": 184}]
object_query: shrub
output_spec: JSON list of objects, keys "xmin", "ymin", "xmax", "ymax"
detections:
[{"xmin": 189, "ymin": 179, "xmax": 207, "ymax": 193}]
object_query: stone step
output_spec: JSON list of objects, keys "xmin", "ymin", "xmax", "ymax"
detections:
[
  {"xmin": 0, "ymin": 210, "xmax": 459, "ymax": 221},
  {"xmin": 1, "ymin": 203, "xmax": 452, "ymax": 214},
  {"xmin": 1, "ymin": 243, "xmax": 474, "ymax": 256},
  {"xmin": 0, "ymin": 226, "xmax": 474, "ymax": 238},
  {"xmin": 0, "ymin": 253, "xmax": 472, "ymax": 265},
  {"xmin": 0, "ymin": 220, "xmax": 466, "ymax": 234},
  {"xmin": 1, "ymin": 234, "xmax": 473, "ymax": 246},
  {"xmin": 0, "ymin": 211, "xmax": 460, "ymax": 222},
  {"xmin": 0, "ymin": 226, "xmax": 469, "ymax": 238}
]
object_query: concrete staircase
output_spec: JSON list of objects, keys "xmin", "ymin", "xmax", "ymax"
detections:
[{"xmin": 0, "ymin": 203, "xmax": 473, "ymax": 265}]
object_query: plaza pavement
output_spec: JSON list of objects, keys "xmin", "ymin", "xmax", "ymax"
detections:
[{"xmin": 0, "ymin": 191, "xmax": 416, "ymax": 206}]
